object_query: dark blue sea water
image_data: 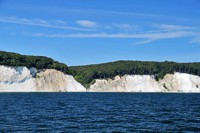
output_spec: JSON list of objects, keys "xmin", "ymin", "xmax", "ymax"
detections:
[{"xmin": 0, "ymin": 93, "xmax": 200, "ymax": 132}]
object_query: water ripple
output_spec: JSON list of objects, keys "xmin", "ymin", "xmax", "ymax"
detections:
[{"xmin": 0, "ymin": 93, "xmax": 200, "ymax": 132}]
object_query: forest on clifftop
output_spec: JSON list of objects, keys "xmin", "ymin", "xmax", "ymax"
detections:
[
  {"xmin": 0, "ymin": 51, "xmax": 69, "ymax": 73},
  {"xmin": 70, "ymin": 61, "xmax": 200, "ymax": 87},
  {"xmin": 1, "ymin": 51, "xmax": 200, "ymax": 87}
]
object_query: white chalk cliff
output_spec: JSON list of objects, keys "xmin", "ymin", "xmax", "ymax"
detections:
[
  {"xmin": 0, "ymin": 65, "xmax": 86, "ymax": 92},
  {"xmin": 89, "ymin": 73, "xmax": 200, "ymax": 92},
  {"xmin": 0, "ymin": 65, "xmax": 200, "ymax": 92}
]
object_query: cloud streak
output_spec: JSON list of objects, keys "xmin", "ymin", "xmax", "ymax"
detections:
[
  {"xmin": 112, "ymin": 24, "xmax": 138, "ymax": 31},
  {"xmin": 58, "ymin": 8, "xmax": 198, "ymax": 23},
  {"xmin": 29, "ymin": 30, "xmax": 199, "ymax": 44},
  {"xmin": 76, "ymin": 20, "xmax": 97, "ymax": 28},
  {"xmin": 0, "ymin": 17, "xmax": 91, "ymax": 31},
  {"xmin": 3, "ymin": 17, "xmax": 199, "ymax": 45},
  {"xmin": 153, "ymin": 24, "xmax": 200, "ymax": 31},
  {"xmin": 61, "ymin": 9, "xmax": 174, "ymax": 19}
]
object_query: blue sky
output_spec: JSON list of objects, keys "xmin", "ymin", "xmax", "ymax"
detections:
[{"xmin": 0, "ymin": 0, "xmax": 200, "ymax": 66}]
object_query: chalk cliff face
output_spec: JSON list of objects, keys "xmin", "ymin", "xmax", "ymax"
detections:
[
  {"xmin": 89, "ymin": 73, "xmax": 200, "ymax": 92},
  {"xmin": 0, "ymin": 65, "xmax": 86, "ymax": 92},
  {"xmin": 1, "ymin": 65, "xmax": 200, "ymax": 92}
]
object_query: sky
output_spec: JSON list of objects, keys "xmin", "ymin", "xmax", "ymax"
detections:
[{"xmin": 0, "ymin": 0, "xmax": 200, "ymax": 66}]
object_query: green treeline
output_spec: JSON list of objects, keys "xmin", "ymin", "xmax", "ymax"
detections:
[
  {"xmin": 0, "ymin": 51, "xmax": 69, "ymax": 73},
  {"xmin": 1, "ymin": 51, "xmax": 200, "ymax": 88},
  {"xmin": 69, "ymin": 60, "xmax": 200, "ymax": 87}
]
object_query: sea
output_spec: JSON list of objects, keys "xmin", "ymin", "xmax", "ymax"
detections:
[{"xmin": 0, "ymin": 93, "xmax": 199, "ymax": 132}]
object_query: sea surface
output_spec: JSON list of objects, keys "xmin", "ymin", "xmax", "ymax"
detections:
[{"xmin": 0, "ymin": 93, "xmax": 200, "ymax": 132}]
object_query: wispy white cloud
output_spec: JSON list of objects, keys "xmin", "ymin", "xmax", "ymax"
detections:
[
  {"xmin": 112, "ymin": 24, "xmax": 138, "ymax": 30},
  {"xmin": 7, "ymin": 19, "xmax": 200, "ymax": 45},
  {"xmin": 0, "ymin": 17, "xmax": 90, "ymax": 31},
  {"xmin": 63, "ymin": 9, "xmax": 170, "ymax": 19},
  {"xmin": 152, "ymin": 24, "xmax": 200, "ymax": 33},
  {"xmin": 106, "ymin": 10, "xmax": 166, "ymax": 18},
  {"xmin": 28, "ymin": 30, "xmax": 199, "ymax": 44},
  {"xmin": 59, "ymin": 8, "xmax": 199, "ymax": 24},
  {"xmin": 76, "ymin": 20, "xmax": 97, "ymax": 28}
]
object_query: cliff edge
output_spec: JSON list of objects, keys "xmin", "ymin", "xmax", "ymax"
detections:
[
  {"xmin": 1, "ymin": 65, "xmax": 200, "ymax": 92},
  {"xmin": 89, "ymin": 73, "xmax": 200, "ymax": 92},
  {"xmin": 0, "ymin": 65, "xmax": 86, "ymax": 92}
]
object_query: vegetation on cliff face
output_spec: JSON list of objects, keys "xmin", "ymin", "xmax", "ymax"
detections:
[
  {"xmin": 69, "ymin": 61, "xmax": 200, "ymax": 87},
  {"xmin": 0, "ymin": 51, "xmax": 69, "ymax": 73}
]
